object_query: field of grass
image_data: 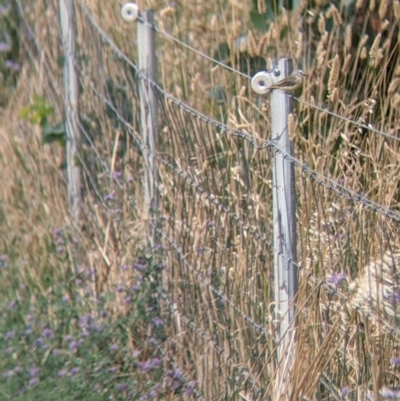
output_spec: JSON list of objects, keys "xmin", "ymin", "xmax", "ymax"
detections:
[{"xmin": 3, "ymin": 0, "xmax": 400, "ymax": 400}]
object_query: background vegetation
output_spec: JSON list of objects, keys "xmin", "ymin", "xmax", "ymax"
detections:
[{"xmin": 2, "ymin": 0, "xmax": 400, "ymax": 400}]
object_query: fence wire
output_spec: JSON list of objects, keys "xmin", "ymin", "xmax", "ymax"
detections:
[{"xmin": 16, "ymin": 0, "xmax": 400, "ymax": 399}]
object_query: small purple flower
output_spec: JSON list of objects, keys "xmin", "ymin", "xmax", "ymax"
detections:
[
  {"xmin": 0, "ymin": 5, "xmax": 11, "ymax": 16},
  {"xmin": 114, "ymin": 171, "xmax": 122, "ymax": 179},
  {"xmin": 53, "ymin": 228, "xmax": 62, "ymax": 237},
  {"xmin": 29, "ymin": 377, "xmax": 39, "ymax": 387},
  {"xmin": 42, "ymin": 328, "xmax": 54, "ymax": 339},
  {"xmin": 116, "ymin": 284, "xmax": 124, "ymax": 293},
  {"xmin": 103, "ymin": 191, "xmax": 115, "ymax": 202},
  {"xmin": 341, "ymin": 386, "xmax": 349, "ymax": 398},
  {"xmin": 79, "ymin": 314, "xmax": 92, "ymax": 329},
  {"xmin": 109, "ymin": 344, "xmax": 118, "ymax": 352},
  {"xmin": 69, "ymin": 367, "xmax": 80, "ymax": 376},
  {"xmin": 184, "ymin": 380, "xmax": 198, "ymax": 397},
  {"xmin": 392, "ymin": 357, "xmax": 400, "ymax": 367},
  {"xmin": 206, "ymin": 220, "xmax": 214, "ymax": 229},
  {"xmin": 0, "ymin": 42, "xmax": 11, "ymax": 52},
  {"xmin": 0, "ymin": 254, "xmax": 8, "ymax": 268},
  {"xmin": 124, "ymin": 296, "xmax": 132, "ymax": 304},
  {"xmin": 62, "ymin": 294, "xmax": 69, "ymax": 303},
  {"xmin": 134, "ymin": 262, "xmax": 146, "ymax": 272},
  {"xmin": 68, "ymin": 341, "xmax": 79, "ymax": 352},
  {"xmin": 64, "ymin": 334, "xmax": 73, "ymax": 343},
  {"xmin": 152, "ymin": 317, "xmax": 163, "ymax": 328},
  {"xmin": 56, "ymin": 246, "xmax": 66, "ymax": 254},
  {"xmin": 5, "ymin": 331, "xmax": 15, "ymax": 340},
  {"xmin": 197, "ymin": 246, "xmax": 204, "ymax": 254},
  {"xmin": 329, "ymin": 272, "xmax": 347, "ymax": 287},
  {"xmin": 57, "ymin": 369, "xmax": 68, "ymax": 377},
  {"xmin": 8, "ymin": 300, "xmax": 16, "ymax": 310},
  {"xmin": 100, "ymin": 310, "xmax": 107, "ymax": 318},
  {"xmin": 29, "ymin": 367, "xmax": 40, "ymax": 377},
  {"xmin": 116, "ymin": 383, "xmax": 128, "ymax": 392},
  {"xmin": 120, "ymin": 264, "xmax": 129, "ymax": 271},
  {"xmin": 33, "ymin": 338, "xmax": 43, "ymax": 347}
]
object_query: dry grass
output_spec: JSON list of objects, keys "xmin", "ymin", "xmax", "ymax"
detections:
[{"xmin": 4, "ymin": 0, "xmax": 400, "ymax": 399}]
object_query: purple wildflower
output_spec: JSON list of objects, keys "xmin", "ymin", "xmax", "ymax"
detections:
[
  {"xmin": 116, "ymin": 383, "xmax": 128, "ymax": 392},
  {"xmin": 103, "ymin": 191, "xmax": 115, "ymax": 202},
  {"xmin": 120, "ymin": 264, "xmax": 129, "ymax": 271},
  {"xmin": 29, "ymin": 367, "xmax": 40, "ymax": 377},
  {"xmin": 5, "ymin": 331, "xmax": 15, "ymax": 340},
  {"xmin": 392, "ymin": 357, "xmax": 400, "ymax": 367},
  {"xmin": 134, "ymin": 262, "xmax": 146, "ymax": 272},
  {"xmin": 184, "ymin": 380, "xmax": 198, "ymax": 396},
  {"xmin": 109, "ymin": 344, "xmax": 118, "ymax": 352},
  {"xmin": 114, "ymin": 171, "xmax": 122, "ymax": 179},
  {"xmin": 69, "ymin": 367, "xmax": 80, "ymax": 376},
  {"xmin": 8, "ymin": 300, "xmax": 16, "ymax": 310},
  {"xmin": 41, "ymin": 328, "xmax": 54, "ymax": 339},
  {"xmin": 152, "ymin": 317, "xmax": 163, "ymax": 328},
  {"xmin": 329, "ymin": 272, "xmax": 347, "ymax": 287},
  {"xmin": 341, "ymin": 386, "xmax": 349, "ymax": 398},
  {"xmin": 0, "ymin": 42, "xmax": 10, "ymax": 52},
  {"xmin": 29, "ymin": 377, "xmax": 39, "ymax": 387}
]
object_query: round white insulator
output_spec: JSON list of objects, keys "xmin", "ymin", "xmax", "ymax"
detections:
[
  {"xmin": 251, "ymin": 71, "xmax": 273, "ymax": 95},
  {"xmin": 121, "ymin": 3, "xmax": 139, "ymax": 22}
]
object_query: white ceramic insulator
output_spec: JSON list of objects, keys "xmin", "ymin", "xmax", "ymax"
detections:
[
  {"xmin": 251, "ymin": 71, "xmax": 273, "ymax": 95},
  {"xmin": 121, "ymin": 3, "xmax": 139, "ymax": 22}
]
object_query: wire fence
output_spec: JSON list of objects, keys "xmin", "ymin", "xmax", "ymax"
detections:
[{"xmin": 15, "ymin": 0, "xmax": 400, "ymax": 399}]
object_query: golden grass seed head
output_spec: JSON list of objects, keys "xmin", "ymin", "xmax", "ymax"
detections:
[
  {"xmin": 356, "ymin": 0, "xmax": 364, "ymax": 9},
  {"xmin": 329, "ymin": 87, "xmax": 339, "ymax": 103},
  {"xmin": 318, "ymin": 16, "xmax": 326, "ymax": 35},
  {"xmin": 360, "ymin": 34, "xmax": 369, "ymax": 48},
  {"xmin": 388, "ymin": 77, "xmax": 400, "ymax": 95},
  {"xmin": 360, "ymin": 46, "xmax": 367, "ymax": 59},
  {"xmin": 345, "ymin": 25, "xmax": 352, "ymax": 51},
  {"xmin": 395, "ymin": 1, "xmax": 400, "ymax": 20},
  {"xmin": 342, "ymin": 54, "xmax": 352, "ymax": 74},
  {"xmin": 369, "ymin": 0, "xmax": 376, "ymax": 12},
  {"xmin": 369, "ymin": 33, "xmax": 381, "ymax": 58},
  {"xmin": 288, "ymin": 113, "xmax": 296, "ymax": 140},
  {"xmin": 379, "ymin": 0, "xmax": 388, "ymax": 19},
  {"xmin": 326, "ymin": 5, "xmax": 342, "ymax": 25},
  {"xmin": 328, "ymin": 54, "xmax": 340, "ymax": 94},
  {"xmin": 247, "ymin": 30, "xmax": 257, "ymax": 57},
  {"xmin": 296, "ymin": 32, "xmax": 303, "ymax": 59},
  {"xmin": 257, "ymin": 34, "xmax": 268, "ymax": 56},
  {"xmin": 381, "ymin": 19, "xmax": 390, "ymax": 31},
  {"xmin": 257, "ymin": 0, "xmax": 266, "ymax": 15},
  {"xmin": 392, "ymin": 93, "xmax": 400, "ymax": 108},
  {"xmin": 210, "ymin": 14, "xmax": 218, "ymax": 31},
  {"xmin": 159, "ymin": 6, "xmax": 176, "ymax": 18}
]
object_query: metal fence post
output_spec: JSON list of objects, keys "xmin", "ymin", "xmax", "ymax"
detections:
[
  {"xmin": 138, "ymin": 10, "xmax": 158, "ymax": 240},
  {"xmin": 59, "ymin": 0, "xmax": 81, "ymax": 224},
  {"xmin": 271, "ymin": 58, "xmax": 298, "ymax": 400}
]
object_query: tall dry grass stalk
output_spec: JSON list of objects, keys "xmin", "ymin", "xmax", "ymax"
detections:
[{"xmin": 4, "ymin": 0, "xmax": 400, "ymax": 399}]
